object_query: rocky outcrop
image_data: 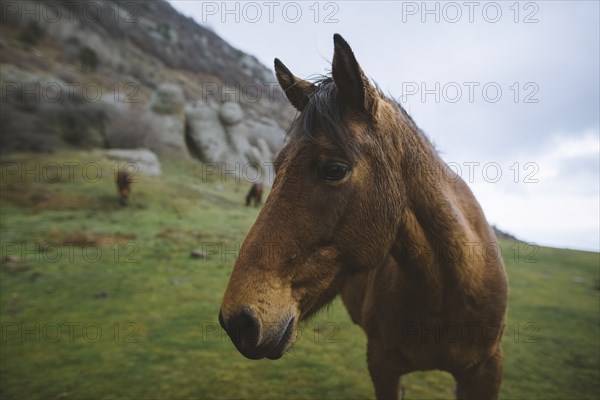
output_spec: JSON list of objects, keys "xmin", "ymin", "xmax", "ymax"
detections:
[
  {"xmin": 186, "ymin": 101, "xmax": 284, "ymax": 176},
  {"xmin": 1, "ymin": 0, "xmax": 292, "ymax": 169}
]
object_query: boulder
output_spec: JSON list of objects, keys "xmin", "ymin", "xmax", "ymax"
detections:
[
  {"xmin": 149, "ymin": 84, "xmax": 185, "ymax": 114},
  {"xmin": 105, "ymin": 148, "xmax": 162, "ymax": 176},
  {"xmin": 190, "ymin": 249, "xmax": 207, "ymax": 259},
  {"xmin": 219, "ymin": 101, "xmax": 244, "ymax": 126},
  {"xmin": 225, "ymin": 121, "xmax": 275, "ymax": 182},
  {"xmin": 186, "ymin": 103, "xmax": 233, "ymax": 163},
  {"xmin": 147, "ymin": 84, "xmax": 188, "ymax": 155},
  {"xmin": 245, "ymin": 118, "xmax": 286, "ymax": 153}
]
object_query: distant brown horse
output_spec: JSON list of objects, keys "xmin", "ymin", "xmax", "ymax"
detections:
[
  {"xmin": 219, "ymin": 35, "xmax": 508, "ymax": 400},
  {"xmin": 245, "ymin": 182, "xmax": 263, "ymax": 207},
  {"xmin": 116, "ymin": 169, "xmax": 132, "ymax": 206}
]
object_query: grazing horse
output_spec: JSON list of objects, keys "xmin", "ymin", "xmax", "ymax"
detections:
[
  {"xmin": 219, "ymin": 34, "xmax": 508, "ymax": 400},
  {"xmin": 116, "ymin": 169, "xmax": 132, "ymax": 206},
  {"xmin": 245, "ymin": 182, "xmax": 263, "ymax": 207}
]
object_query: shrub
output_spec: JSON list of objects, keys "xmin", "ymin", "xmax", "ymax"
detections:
[
  {"xmin": 19, "ymin": 21, "xmax": 44, "ymax": 47},
  {"xmin": 0, "ymin": 104, "xmax": 61, "ymax": 154},
  {"xmin": 44, "ymin": 103, "xmax": 108, "ymax": 148},
  {"xmin": 80, "ymin": 46, "xmax": 99, "ymax": 72},
  {"xmin": 103, "ymin": 106, "xmax": 160, "ymax": 149}
]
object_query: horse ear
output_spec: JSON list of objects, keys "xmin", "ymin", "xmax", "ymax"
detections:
[
  {"xmin": 331, "ymin": 34, "xmax": 377, "ymax": 114},
  {"xmin": 274, "ymin": 58, "xmax": 315, "ymax": 111}
]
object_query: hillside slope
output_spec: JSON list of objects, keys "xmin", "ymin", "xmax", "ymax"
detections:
[
  {"xmin": 0, "ymin": 0, "xmax": 293, "ymax": 170},
  {"xmin": 0, "ymin": 151, "xmax": 598, "ymax": 399}
]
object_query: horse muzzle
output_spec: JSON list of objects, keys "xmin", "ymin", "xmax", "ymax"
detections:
[{"xmin": 218, "ymin": 307, "xmax": 296, "ymax": 360}]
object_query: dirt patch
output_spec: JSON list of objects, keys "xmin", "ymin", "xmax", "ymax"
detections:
[{"xmin": 1, "ymin": 184, "xmax": 104, "ymax": 212}]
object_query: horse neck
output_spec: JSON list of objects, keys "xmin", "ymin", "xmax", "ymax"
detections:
[{"xmin": 389, "ymin": 119, "xmax": 485, "ymax": 312}]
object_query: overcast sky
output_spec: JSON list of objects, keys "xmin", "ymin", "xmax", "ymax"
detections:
[{"xmin": 168, "ymin": 0, "xmax": 600, "ymax": 252}]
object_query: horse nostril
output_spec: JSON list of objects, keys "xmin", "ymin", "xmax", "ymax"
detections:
[{"xmin": 224, "ymin": 307, "xmax": 261, "ymax": 352}]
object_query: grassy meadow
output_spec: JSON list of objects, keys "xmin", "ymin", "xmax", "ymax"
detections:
[{"xmin": 1, "ymin": 151, "xmax": 598, "ymax": 399}]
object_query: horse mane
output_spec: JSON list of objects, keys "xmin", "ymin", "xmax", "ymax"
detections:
[{"xmin": 286, "ymin": 75, "xmax": 437, "ymax": 160}]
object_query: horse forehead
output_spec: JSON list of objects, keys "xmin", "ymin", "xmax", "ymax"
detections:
[
  {"xmin": 314, "ymin": 133, "xmax": 340, "ymax": 152},
  {"xmin": 315, "ymin": 118, "xmax": 368, "ymax": 148},
  {"xmin": 279, "ymin": 118, "xmax": 368, "ymax": 167}
]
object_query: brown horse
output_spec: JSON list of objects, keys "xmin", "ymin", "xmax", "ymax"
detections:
[
  {"xmin": 245, "ymin": 182, "xmax": 263, "ymax": 207},
  {"xmin": 219, "ymin": 34, "xmax": 508, "ymax": 400},
  {"xmin": 116, "ymin": 169, "xmax": 132, "ymax": 206}
]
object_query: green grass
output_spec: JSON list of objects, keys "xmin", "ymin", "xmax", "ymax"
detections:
[{"xmin": 1, "ymin": 151, "xmax": 598, "ymax": 399}]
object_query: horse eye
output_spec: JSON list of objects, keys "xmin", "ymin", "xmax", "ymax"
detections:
[{"xmin": 320, "ymin": 162, "xmax": 350, "ymax": 182}]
